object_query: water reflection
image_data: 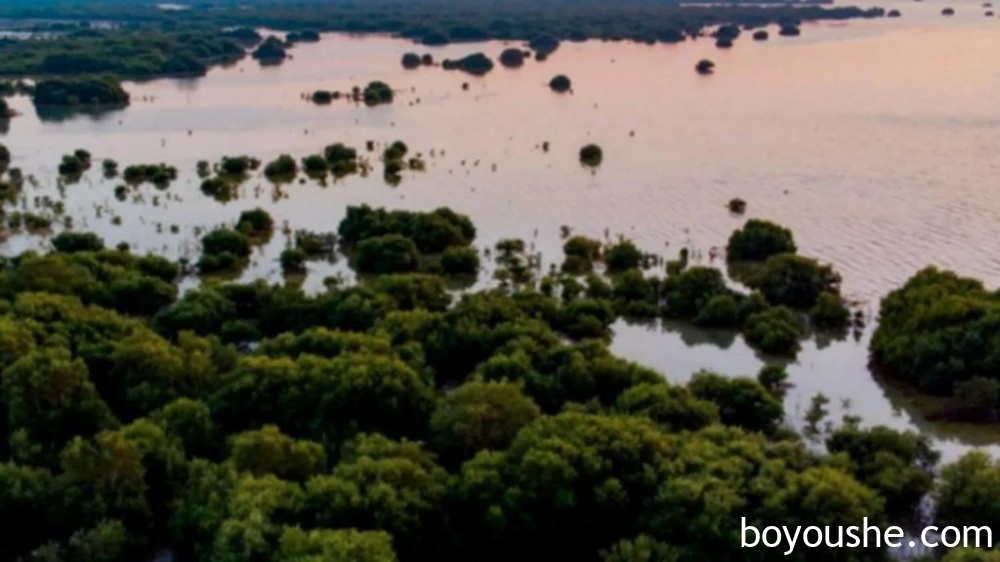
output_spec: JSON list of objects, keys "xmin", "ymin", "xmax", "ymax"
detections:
[
  {"xmin": 609, "ymin": 318, "xmax": 1000, "ymax": 460},
  {"xmin": 33, "ymin": 103, "xmax": 127, "ymax": 124}
]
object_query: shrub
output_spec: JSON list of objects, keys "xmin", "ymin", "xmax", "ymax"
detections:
[
  {"xmin": 499, "ymin": 48, "xmax": 525, "ymax": 68},
  {"xmin": 604, "ymin": 240, "xmax": 642, "ymax": 273},
  {"xmin": 549, "ymin": 75, "xmax": 572, "ymax": 92},
  {"xmin": 52, "ymin": 231, "xmax": 104, "ymax": 253},
  {"xmin": 580, "ymin": 144, "xmax": 603, "ymax": 167},
  {"xmin": 311, "ymin": 90, "xmax": 334, "ymax": 104},
  {"xmin": 440, "ymin": 246, "xmax": 480, "ymax": 275},
  {"xmin": 201, "ymin": 228, "xmax": 251, "ymax": 259},
  {"xmin": 302, "ymin": 154, "xmax": 328, "ymax": 175},
  {"xmin": 694, "ymin": 293, "xmax": 740, "ymax": 328},
  {"xmin": 744, "ymin": 306, "xmax": 804, "ymax": 354},
  {"xmin": 252, "ymin": 36, "xmax": 287, "ymax": 61},
  {"xmin": 810, "ymin": 291, "xmax": 850, "ymax": 330},
  {"xmin": 363, "ymin": 81, "xmax": 393, "ymax": 105},
  {"xmin": 354, "ymin": 234, "xmax": 421, "ymax": 274},
  {"xmin": 264, "ymin": 154, "xmax": 297, "ymax": 179},
  {"xmin": 727, "ymin": 219, "xmax": 796, "ymax": 261},
  {"xmin": 402, "ymin": 52, "xmax": 421, "ymax": 69},
  {"xmin": 236, "ymin": 208, "xmax": 274, "ymax": 238},
  {"xmin": 281, "ymin": 248, "xmax": 307, "ymax": 274},
  {"xmin": 748, "ymin": 254, "xmax": 841, "ymax": 308}
]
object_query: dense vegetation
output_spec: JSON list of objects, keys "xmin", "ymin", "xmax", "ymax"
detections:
[
  {"xmin": 442, "ymin": 53, "xmax": 494, "ymax": 75},
  {"xmin": 0, "ymin": 202, "xmax": 994, "ymax": 561},
  {"xmin": 0, "ymin": 27, "xmax": 247, "ymax": 78},
  {"xmin": 871, "ymin": 267, "xmax": 1000, "ymax": 419},
  {"xmin": 2, "ymin": 1, "xmax": 886, "ymax": 46},
  {"xmin": 31, "ymin": 76, "xmax": 130, "ymax": 108}
]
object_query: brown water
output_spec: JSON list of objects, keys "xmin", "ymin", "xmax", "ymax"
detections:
[{"xmin": 1, "ymin": 0, "xmax": 998, "ymax": 458}]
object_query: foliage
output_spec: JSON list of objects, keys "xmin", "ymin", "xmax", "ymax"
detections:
[
  {"xmin": 236, "ymin": 208, "xmax": 275, "ymax": 238},
  {"xmin": 429, "ymin": 379, "xmax": 540, "ymax": 464},
  {"xmin": 363, "ymin": 81, "xmax": 393, "ymax": 105},
  {"xmin": 0, "ymin": 27, "xmax": 245, "ymax": 79},
  {"xmin": 746, "ymin": 253, "xmax": 841, "ymax": 309},
  {"xmin": 580, "ymin": 144, "xmax": 603, "ymax": 167},
  {"xmin": 810, "ymin": 291, "xmax": 850, "ymax": 330},
  {"xmin": 604, "ymin": 239, "xmax": 642, "ymax": 273},
  {"xmin": 354, "ymin": 235, "xmax": 421, "ymax": 275},
  {"xmin": 443, "ymin": 52, "xmax": 494, "ymax": 75},
  {"xmin": 253, "ymin": 36, "xmax": 287, "ymax": 62},
  {"xmin": 278, "ymin": 527, "xmax": 397, "ymax": 562},
  {"xmin": 264, "ymin": 154, "xmax": 298, "ymax": 180},
  {"xmin": 199, "ymin": 228, "xmax": 251, "ymax": 274},
  {"xmin": 123, "ymin": 163, "xmax": 178, "ymax": 188},
  {"xmin": 727, "ymin": 219, "xmax": 796, "ymax": 262},
  {"xmin": 32, "ymin": 76, "xmax": 129, "ymax": 107},
  {"xmin": 744, "ymin": 305, "xmax": 804, "ymax": 354},
  {"xmin": 934, "ymin": 451, "xmax": 1000, "ymax": 529},
  {"xmin": 0, "ymin": 205, "xmax": 950, "ymax": 562},
  {"xmin": 871, "ymin": 267, "xmax": 1000, "ymax": 396},
  {"xmin": 440, "ymin": 246, "xmax": 480, "ymax": 276},
  {"xmin": 688, "ymin": 371, "xmax": 783, "ymax": 433},
  {"xmin": 52, "ymin": 231, "xmax": 104, "ymax": 253},
  {"xmin": 550, "ymin": 74, "xmax": 571, "ymax": 92},
  {"xmin": 826, "ymin": 424, "xmax": 938, "ymax": 518},
  {"xmin": 280, "ymin": 248, "xmax": 307, "ymax": 275},
  {"xmin": 499, "ymin": 48, "xmax": 525, "ymax": 68},
  {"xmin": 339, "ymin": 205, "xmax": 476, "ymax": 254}
]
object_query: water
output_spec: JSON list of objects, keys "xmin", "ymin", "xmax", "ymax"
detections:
[{"xmin": 1, "ymin": 0, "xmax": 998, "ymax": 458}]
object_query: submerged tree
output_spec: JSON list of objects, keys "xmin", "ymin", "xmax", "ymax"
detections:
[
  {"xmin": 549, "ymin": 74, "xmax": 572, "ymax": 92},
  {"xmin": 579, "ymin": 144, "xmax": 603, "ymax": 167}
]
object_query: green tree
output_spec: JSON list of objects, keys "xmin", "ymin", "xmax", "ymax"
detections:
[
  {"xmin": 440, "ymin": 246, "xmax": 479, "ymax": 275},
  {"xmin": 52, "ymin": 232, "xmax": 105, "ymax": 254},
  {"xmin": 747, "ymin": 254, "xmax": 841, "ymax": 309},
  {"xmin": 810, "ymin": 291, "xmax": 850, "ymax": 330},
  {"xmin": 304, "ymin": 434, "xmax": 447, "ymax": 557},
  {"xmin": 229, "ymin": 425, "xmax": 326, "ymax": 481},
  {"xmin": 934, "ymin": 451, "xmax": 1000, "ymax": 529},
  {"xmin": 726, "ymin": 219, "xmax": 796, "ymax": 261},
  {"xmin": 151, "ymin": 398, "xmax": 217, "ymax": 458},
  {"xmin": 68, "ymin": 519, "xmax": 129, "ymax": 562},
  {"xmin": 0, "ymin": 462, "xmax": 56, "ymax": 559},
  {"xmin": 354, "ymin": 235, "xmax": 421, "ymax": 274},
  {"xmin": 826, "ymin": 425, "xmax": 938, "ymax": 517},
  {"xmin": 429, "ymin": 379, "xmax": 540, "ymax": 464},
  {"xmin": 278, "ymin": 527, "xmax": 397, "ymax": 562},
  {"xmin": 744, "ymin": 306, "xmax": 804, "ymax": 354},
  {"xmin": 688, "ymin": 371, "xmax": 783, "ymax": 434},
  {"xmin": 2, "ymin": 348, "xmax": 115, "ymax": 464},
  {"xmin": 604, "ymin": 240, "xmax": 642, "ymax": 272},
  {"xmin": 614, "ymin": 382, "xmax": 719, "ymax": 432},
  {"xmin": 236, "ymin": 208, "xmax": 275, "ymax": 238}
]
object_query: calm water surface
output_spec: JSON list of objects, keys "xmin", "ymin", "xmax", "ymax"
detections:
[{"xmin": 1, "ymin": 0, "xmax": 998, "ymax": 457}]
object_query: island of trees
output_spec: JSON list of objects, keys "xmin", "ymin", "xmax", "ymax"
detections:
[
  {"xmin": 31, "ymin": 76, "xmax": 130, "ymax": 109},
  {"xmin": 871, "ymin": 267, "xmax": 1000, "ymax": 421}
]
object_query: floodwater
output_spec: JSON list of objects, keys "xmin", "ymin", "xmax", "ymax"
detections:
[{"xmin": 1, "ymin": 0, "xmax": 998, "ymax": 458}]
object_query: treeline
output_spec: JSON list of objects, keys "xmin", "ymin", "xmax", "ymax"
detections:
[
  {"xmin": 0, "ymin": 1, "xmax": 887, "ymax": 80},
  {"xmin": 0, "ymin": 202, "xmax": 996, "ymax": 561},
  {"xmin": 0, "ymin": 27, "xmax": 249, "ymax": 79}
]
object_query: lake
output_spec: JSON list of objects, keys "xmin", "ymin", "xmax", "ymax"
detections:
[{"xmin": 2, "ymin": 0, "xmax": 998, "ymax": 459}]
